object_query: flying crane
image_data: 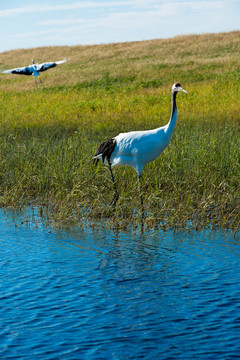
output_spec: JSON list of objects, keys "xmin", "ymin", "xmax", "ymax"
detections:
[{"xmin": 2, "ymin": 58, "xmax": 68, "ymax": 85}]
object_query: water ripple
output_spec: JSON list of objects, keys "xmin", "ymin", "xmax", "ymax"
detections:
[{"xmin": 0, "ymin": 208, "xmax": 239, "ymax": 359}]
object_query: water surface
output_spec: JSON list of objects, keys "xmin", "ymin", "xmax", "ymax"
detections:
[{"xmin": 0, "ymin": 208, "xmax": 239, "ymax": 359}]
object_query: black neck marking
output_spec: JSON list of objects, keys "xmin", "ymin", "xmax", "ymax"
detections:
[{"xmin": 171, "ymin": 91, "xmax": 177, "ymax": 119}]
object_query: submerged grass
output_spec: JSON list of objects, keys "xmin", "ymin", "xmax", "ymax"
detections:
[{"xmin": 0, "ymin": 31, "xmax": 239, "ymax": 230}]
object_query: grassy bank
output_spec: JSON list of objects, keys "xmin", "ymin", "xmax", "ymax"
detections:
[{"xmin": 0, "ymin": 31, "xmax": 239, "ymax": 230}]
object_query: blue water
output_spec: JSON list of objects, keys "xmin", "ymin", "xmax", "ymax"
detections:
[{"xmin": 0, "ymin": 208, "xmax": 239, "ymax": 359}]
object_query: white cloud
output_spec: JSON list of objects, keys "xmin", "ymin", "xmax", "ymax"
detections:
[
  {"xmin": 38, "ymin": 18, "xmax": 86, "ymax": 27},
  {"xmin": 0, "ymin": 0, "xmax": 231, "ymax": 17},
  {"xmin": 33, "ymin": 1, "xmax": 229, "ymax": 29},
  {"xmin": 10, "ymin": 1, "xmax": 231, "ymax": 42},
  {"xmin": 0, "ymin": 1, "xmax": 146, "ymax": 17}
]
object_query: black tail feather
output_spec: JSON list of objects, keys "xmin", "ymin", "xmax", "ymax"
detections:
[{"xmin": 93, "ymin": 138, "xmax": 116, "ymax": 166}]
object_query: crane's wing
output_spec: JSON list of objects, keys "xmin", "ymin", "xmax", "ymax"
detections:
[
  {"xmin": 115, "ymin": 128, "xmax": 168, "ymax": 158},
  {"xmin": 2, "ymin": 66, "xmax": 33, "ymax": 76},
  {"xmin": 38, "ymin": 58, "xmax": 68, "ymax": 72}
]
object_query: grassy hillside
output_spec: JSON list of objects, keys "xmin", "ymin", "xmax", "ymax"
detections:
[{"xmin": 0, "ymin": 31, "xmax": 239, "ymax": 230}]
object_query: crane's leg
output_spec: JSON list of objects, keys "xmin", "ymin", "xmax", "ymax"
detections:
[
  {"xmin": 108, "ymin": 161, "xmax": 119, "ymax": 206},
  {"xmin": 39, "ymin": 76, "xmax": 43, "ymax": 85},
  {"xmin": 138, "ymin": 174, "xmax": 145, "ymax": 232},
  {"xmin": 138, "ymin": 175, "xmax": 144, "ymax": 208}
]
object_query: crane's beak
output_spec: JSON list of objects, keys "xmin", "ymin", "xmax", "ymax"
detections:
[{"xmin": 180, "ymin": 87, "xmax": 188, "ymax": 94}]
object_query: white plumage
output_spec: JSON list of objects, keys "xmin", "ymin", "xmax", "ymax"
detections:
[
  {"xmin": 93, "ymin": 82, "xmax": 188, "ymax": 205},
  {"xmin": 111, "ymin": 125, "xmax": 173, "ymax": 176},
  {"xmin": 2, "ymin": 58, "xmax": 68, "ymax": 84}
]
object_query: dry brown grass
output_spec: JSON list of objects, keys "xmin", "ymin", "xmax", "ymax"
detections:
[{"xmin": 0, "ymin": 31, "xmax": 239, "ymax": 91}]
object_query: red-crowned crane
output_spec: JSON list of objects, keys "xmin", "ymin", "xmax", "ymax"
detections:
[
  {"xmin": 93, "ymin": 83, "xmax": 188, "ymax": 206},
  {"xmin": 2, "ymin": 58, "xmax": 68, "ymax": 85}
]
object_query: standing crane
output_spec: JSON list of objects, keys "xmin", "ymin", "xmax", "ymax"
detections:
[
  {"xmin": 93, "ymin": 83, "xmax": 188, "ymax": 206},
  {"xmin": 1, "ymin": 58, "xmax": 68, "ymax": 85}
]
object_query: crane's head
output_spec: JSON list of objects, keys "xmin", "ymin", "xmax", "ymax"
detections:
[
  {"xmin": 32, "ymin": 59, "xmax": 35, "ymax": 64},
  {"xmin": 172, "ymin": 83, "xmax": 188, "ymax": 94}
]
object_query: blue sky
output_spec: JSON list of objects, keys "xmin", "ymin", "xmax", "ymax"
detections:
[{"xmin": 0, "ymin": 0, "xmax": 239, "ymax": 53}]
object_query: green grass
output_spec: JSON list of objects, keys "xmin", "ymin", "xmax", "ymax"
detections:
[{"xmin": 0, "ymin": 31, "xmax": 239, "ymax": 230}]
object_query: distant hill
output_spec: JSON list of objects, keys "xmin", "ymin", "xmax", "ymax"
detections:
[{"xmin": 0, "ymin": 31, "xmax": 239, "ymax": 91}]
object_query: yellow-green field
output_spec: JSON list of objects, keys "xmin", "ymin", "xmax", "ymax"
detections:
[{"xmin": 0, "ymin": 31, "xmax": 239, "ymax": 230}]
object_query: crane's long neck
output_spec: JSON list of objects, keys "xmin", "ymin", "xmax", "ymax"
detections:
[{"xmin": 165, "ymin": 91, "xmax": 177, "ymax": 136}]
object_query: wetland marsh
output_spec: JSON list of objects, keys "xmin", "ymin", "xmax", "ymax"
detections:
[
  {"xmin": 0, "ymin": 32, "xmax": 240, "ymax": 359},
  {"xmin": 0, "ymin": 31, "xmax": 239, "ymax": 230}
]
